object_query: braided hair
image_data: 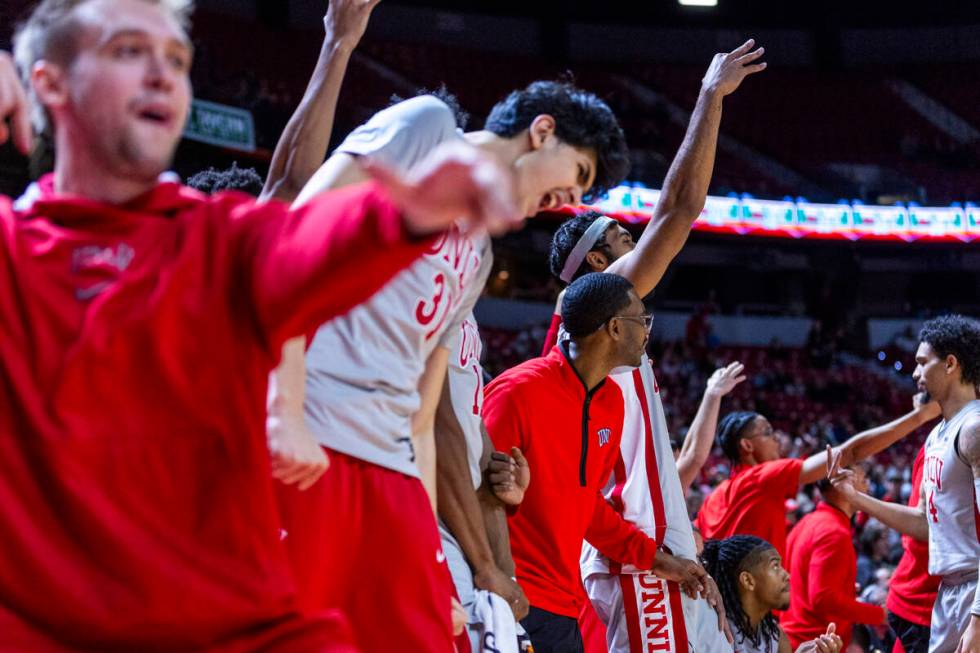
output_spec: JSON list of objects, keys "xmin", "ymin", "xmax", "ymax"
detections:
[
  {"xmin": 716, "ymin": 411, "xmax": 761, "ymax": 466},
  {"xmin": 702, "ymin": 535, "xmax": 781, "ymax": 649}
]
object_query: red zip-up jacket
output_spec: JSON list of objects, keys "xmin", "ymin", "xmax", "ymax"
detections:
[
  {"xmin": 886, "ymin": 447, "xmax": 940, "ymax": 625},
  {"xmin": 483, "ymin": 344, "xmax": 660, "ymax": 618},
  {"xmin": 0, "ymin": 177, "xmax": 434, "ymax": 651},
  {"xmin": 782, "ymin": 503, "xmax": 885, "ymax": 649}
]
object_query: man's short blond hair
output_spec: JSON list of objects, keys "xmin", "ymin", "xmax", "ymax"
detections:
[{"xmin": 12, "ymin": 0, "xmax": 194, "ymax": 135}]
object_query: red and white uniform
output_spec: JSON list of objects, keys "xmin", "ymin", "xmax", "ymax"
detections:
[
  {"xmin": 0, "ymin": 175, "xmax": 433, "ymax": 651},
  {"xmin": 922, "ymin": 400, "xmax": 980, "ymax": 653},
  {"xmin": 279, "ymin": 96, "xmax": 492, "ymax": 653},
  {"xmin": 886, "ymin": 447, "xmax": 940, "ymax": 628}
]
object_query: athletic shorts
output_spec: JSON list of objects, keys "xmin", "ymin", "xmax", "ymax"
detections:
[
  {"xmin": 440, "ymin": 523, "xmax": 475, "ymax": 653},
  {"xmin": 276, "ymin": 448, "xmax": 454, "ymax": 653},
  {"xmin": 888, "ymin": 610, "xmax": 930, "ymax": 653},
  {"xmin": 584, "ymin": 571, "xmax": 732, "ymax": 653},
  {"xmin": 929, "ymin": 573, "xmax": 977, "ymax": 653}
]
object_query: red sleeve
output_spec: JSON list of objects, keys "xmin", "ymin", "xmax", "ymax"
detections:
[
  {"xmin": 757, "ymin": 458, "xmax": 805, "ymax": 499},
  {"xmin": 585, "ymin": 492, "xmax": 659, "ymax": 570},
  {"xmin": 482, "ymin": 376, "xmax": 528, "ymax": 456},
  {"xmin": 541, "ymin": 313, "xmax": 561, "ymax": 356},
  {"xmin": 231, "ymin": 180, "xmax": 435, "ymax": 352},
  {"xmin": 808, "ymin": 531, "xmax": 885, "ymax": 625}
]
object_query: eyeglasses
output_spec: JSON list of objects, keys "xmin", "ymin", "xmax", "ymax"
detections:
[{"xmin": 613, "ymin": 314, "xmax": 654, "ymax": 329}]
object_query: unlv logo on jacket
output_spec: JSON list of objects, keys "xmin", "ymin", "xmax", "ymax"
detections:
[{"xmin": 597, "ymin": 428, "xmax": 611, "ymax": 447}]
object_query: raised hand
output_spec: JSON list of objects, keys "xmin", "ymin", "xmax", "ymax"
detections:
[
  {"xmin": 487, "ymin": 447, "xmax": 530, "ymax": 506},
  {"xmin": 0, "ymin": 51, "xmax": 32, "ymax": 155},
  {"xmin": 324, "ymin": 0, "xmax": 381, "ymax": 51},
  {"xmin": 364, "ymin": 141, "xmax": 523, "ymax": 236},
  {"xmin": 913, "ymin": 391, "xmax": 942, "ymax": 421},
  {"xmin": 702, "ymin": 39, "xmax": 767, "ymax": 97},
  {"xmin": 705, "ymin": 361, "xmax": 746, "ymax": 399},
  {"xmin": 797, "ymin": 623, "xmax": 844, "ymax": 653}
]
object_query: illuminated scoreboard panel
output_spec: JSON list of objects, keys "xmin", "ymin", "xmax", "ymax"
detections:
[{"xmin": 589, "ymin": 185, "xmax": 979, "ymax": 243}]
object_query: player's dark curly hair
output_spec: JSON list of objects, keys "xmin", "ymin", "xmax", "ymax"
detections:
[
  {"xmin": 919, "ymin": 314, "xmax": 980, "ymax": 387},
  {"xmin": 485, "ymin": 81, "xmax": 629, "ymax": 202},
  {"xmin": 717, "ymin": 411, "xmax": 762, "ymax": 466},
  {"xmin": 186, "ymin": 162, "xmax": 264, "ymax": 196},
  {"xmin": 389, "ymin": 84, "xmax": 470, "ymax": 130},
  {"xmin": 702, "ymin": 536, "xmax": 781, "ymax": 650},
  {"xmin": 548, "ymin": 210, "xmax": 617, "ymax": 283},
  {"xmin": 561, "ymin": 272, "xmax": 634, "ymax": 338}
]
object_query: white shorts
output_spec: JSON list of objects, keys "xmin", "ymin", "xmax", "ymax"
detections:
[
  {"xmin": 584, "ymin": 571, "xmax": 733, "ymax": 653},
  {"xmin": 929, "ymin": 573, "xmax": 977, "ymax": 653}
]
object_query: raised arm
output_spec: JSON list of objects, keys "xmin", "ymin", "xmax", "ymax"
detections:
[
  {"xmin": 799, "ymin": 395, "xmax": 940, "ymax": 485},
  {"xmin": 260, "ymin": 0, "xmax": 380, "ymax": 203},
  {"xmin": 605, "ymin": 40, "xmax": 765, "ymax": 298},
  {"xmin": 677, "ymin": 361, "xmax": 745, "ymax": 491}
]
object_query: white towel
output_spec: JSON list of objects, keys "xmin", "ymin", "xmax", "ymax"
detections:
[{"xmin": 471, "ymin": 589, "xmax": 534, "ymax": 653}]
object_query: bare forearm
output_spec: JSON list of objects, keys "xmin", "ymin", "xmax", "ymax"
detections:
[
  {"xmin": 436, "ymin": 423, "xmax": 497, "ymax": 575},
  {"xmin": 839, "ymin": 408, "xmax": 932, "ymax": 467},
  {"xmin": 268, "ymin": 337, "xmax": 308, "ymax": 420},
  {"xmin": 677, "ymin": 391, "xmax": 722, "ymax": 491},
  {"xmin": 415, "ymin": 426, "xmax": 438, "ymax": 514},
  {"xmin": 851, "ymin": 492, "xmax": 928, "ymax": 541},
  {"xmin": 611, "ymin": 87, "xmax": 723, "ymax": 297},
  {"xmin": 260, "ymin": 36, "xmax": 354, "ymax": 203},
  {"xmin": 478, "ymin": 485, "xmax": 516, "ymax": 576}
]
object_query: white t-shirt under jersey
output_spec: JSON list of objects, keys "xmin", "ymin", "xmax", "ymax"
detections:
[
  {"xmin": 445, "ymin": 313, "xmax": 485, "ymax": 489},
  {"xmin": 923, "ymin": 399, "xmax": 980, "ymax": 578},
  {"xmin": 304, "ymin": 96, "xmax": 493, "ymax": 477}
]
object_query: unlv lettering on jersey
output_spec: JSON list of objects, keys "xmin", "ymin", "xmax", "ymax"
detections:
[
  {"xmin": 414, "ymin": 228, "xmax": 482, "ymax": 340},
  {"xmin": 924, "ymin": 455, "xmax": 944, "ymax": 491},
  {"xmin": 458, "ymin": 319, "xmax": 482, "ymax": 367}
]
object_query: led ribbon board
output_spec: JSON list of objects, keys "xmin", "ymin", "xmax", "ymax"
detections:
[{"xmin": 584, "ymin": 185, "xmax": 979, "ymax": 243}]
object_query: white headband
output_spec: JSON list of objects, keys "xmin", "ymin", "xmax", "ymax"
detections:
[{"xmin": 559, "ymin": 215, "xmax": 616, "ymax": 283}]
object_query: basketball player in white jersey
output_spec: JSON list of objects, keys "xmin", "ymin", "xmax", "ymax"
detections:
[
  {"xmin": 830, "ymin": 315, "xmax": 980, "ymax": 653},
  {"xmin": 275, "ymin": 83, "xmax": 630, "ymax": 652},
  {"xmin": 545, "ymin": 40, "xmax": 766, "ymax": 653}
]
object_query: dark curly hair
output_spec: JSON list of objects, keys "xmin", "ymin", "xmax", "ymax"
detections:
[
  {"xmin": 548, "ymin": 210, "xmax": 618, "ymax": 282},
  {"xmin": 702, "ymin": 536, "xmax": 781, "ymax": 651},
  {"xmin": 717, "ymin": 411, "xmax": 762, "ymax": 466},
  {"xmin": 561, "ymin": 272, "xmax": 633, "ymax": 338},
  {"xmin": 389, "ymin": 84, "xmax": 470, "ymax": 131},
  {"xmin": 919, "ymin": 314, "xmax": 980, "ymax": 387},
  {"xmin": 485, "ymin": 81, "xmax": 629, "ymax": 202},
  {"xmin": 186, "ymin": 162, "xmax": 264, "ymax": 196}
]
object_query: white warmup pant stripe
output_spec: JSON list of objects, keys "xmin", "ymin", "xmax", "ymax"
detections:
[{"xmin": 620, "ymin": 574, "xmax": 690, "ymax": 653}]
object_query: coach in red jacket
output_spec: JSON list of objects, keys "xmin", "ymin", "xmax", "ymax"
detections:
[
  {"xmin": 483, "ymin": 273, "xmax": 711, "ymax": 653},
  {"xmin": 782, "ymin": 467, "xmax": 886, "ymax": 650}
]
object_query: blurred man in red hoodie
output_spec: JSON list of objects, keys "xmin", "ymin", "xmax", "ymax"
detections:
[
  {"xmin": 0, "ymin": 1, "xmax": 520, "ymax": 649},
  {"xmin": 782, "ymin": 466, "xmax": 886, "ymax": 650}
]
